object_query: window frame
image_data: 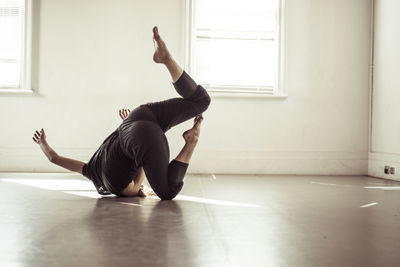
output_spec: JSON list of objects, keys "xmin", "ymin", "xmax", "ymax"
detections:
[
  {"xmin": 0, "ymin": 0, "xmax": 33, "ymax": 93},
  {"xmin": 184, "ymin": 0, "xmax": 287, "ymax": 97}
]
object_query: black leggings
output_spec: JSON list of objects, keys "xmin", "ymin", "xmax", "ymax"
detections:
[
  {"xmin": 125, "ymin": 71, "xmax": 210, "ymax": 132},
  {"xmin": 116, "ymin": 71, "xmax": 211, "ymax": 199}
]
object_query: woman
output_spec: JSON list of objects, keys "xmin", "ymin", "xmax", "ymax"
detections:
[{"xmin": 32, "ymin": 26, "xmax": 211, "ymax": 200}]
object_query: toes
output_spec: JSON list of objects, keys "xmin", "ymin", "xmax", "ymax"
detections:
[
  {"xmin": 194, "ymin": 120, "xmax": 202, "ymax": 129},
  {"xmin": 153, "ymin": 26, "xmax": 160, "ymax": 39},
  {"xmin": 194, "ymin": 115, "xmax": 203, "ymax": 124}
]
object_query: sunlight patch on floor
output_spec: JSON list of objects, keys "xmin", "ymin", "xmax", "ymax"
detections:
[
  {"xmin": 2, "ymin": 178, "xmax": 260, "ymax": 208},
  {"xmin": 148, "ymin": 195, "xmax": 260, "ymax": 208},
  {"xmin": 364, "ymin": 186, "xmax": 400, "ymax": 191},
  {"xmin": 360, "ymin": 202, "xmax": 379, "ymax": 208},
  {"xmin": 310, "ymin": 181, "xmax": 353, "ymax": 187},
  {"xmin": 1, "ymin": 178, "xmax": 94, "ymax": 190},
  {"xmin": 63, "ymin": 191, "xmax": 102, "ymax": 198}
]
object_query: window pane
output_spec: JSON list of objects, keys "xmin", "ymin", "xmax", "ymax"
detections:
[
  {"xmin": 195, "ymin": 38, "xmax": 276, "ymax": 87},
  {"xmin": 195, "ymin": 0, "xmax": 278, "ymax": 33},
  {"xmin": 0, "ymin": 0, "xmax": 24, "ymax": 88}
]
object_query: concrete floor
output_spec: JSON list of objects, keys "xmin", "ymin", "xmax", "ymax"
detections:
[{"xmin": 0, "ymin": 173, "xmax": 399, "ymax": 267}]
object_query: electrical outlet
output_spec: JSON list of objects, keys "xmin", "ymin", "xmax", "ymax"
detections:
[
  {"xmin": 384, "ymin": 165, "xmax": 390, "ymax": 174},
  {"xmin": 390, "ymin": 167, "xmax": 395, "ymax": 175}
]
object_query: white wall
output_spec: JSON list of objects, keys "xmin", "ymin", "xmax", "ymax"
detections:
[
  {"xmin": 0, "ymin": 0, "xmax": 371, "ymax": 175},
  {"xmin": 368, "ymin": 0, "xmax": 400, "ymax": 181}
]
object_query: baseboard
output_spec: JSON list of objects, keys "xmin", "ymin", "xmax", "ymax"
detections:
[
  {"xmin": 368, "ymin": 152, "xmax": 400, "ymax": 181},
  {"xmin": 0, "ymin": 148, "xmax": 368, "ymax": 175}
]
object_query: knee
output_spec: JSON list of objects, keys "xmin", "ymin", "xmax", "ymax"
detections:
[
  {"xmin": 160, "ymin": 196, "xmax": 174, "ymax": 201},
  {"xmin": 155, "ymin": 191, "xmax": 174, "ymax": 200},
  {"xmin": 197, "ymin": 85, "xmax": 211, "ymax": 113},
  {"xmin": 203, "ymin": 90, "xmax": 211, "ymax": 110},
  {"xmin": 157, "ymin": 188, "xmax": 180, "ymax": 200},
  {"xmin": 159, "ymin": 193, "xmax": 175, "ymax": 200}
]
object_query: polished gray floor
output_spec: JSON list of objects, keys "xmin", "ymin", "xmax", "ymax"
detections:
[{"xmin": 0, "ymin": 173, "xmax": 399, "ymax": 267}]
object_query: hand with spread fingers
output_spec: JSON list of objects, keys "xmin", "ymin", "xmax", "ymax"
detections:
[
  {"xmin": 119, "ymin": 109, "xmax": 131, "ymax": 120},
  {"xmin": 32, "ymin": 128, "xmax": 85, "ymax": 173},
  {"xmin": 32, "ymin": 128, "xmax": 47, "ymax": 145}
]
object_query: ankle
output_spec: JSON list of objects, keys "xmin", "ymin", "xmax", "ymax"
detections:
[{"xmin": 163, "ymin": 57, "xmax": 175, "ymax": 66}]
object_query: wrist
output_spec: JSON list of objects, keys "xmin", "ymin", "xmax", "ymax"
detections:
[{"xmin": 39, "ymin": 139, "xmax": 48, "ymax": 148}]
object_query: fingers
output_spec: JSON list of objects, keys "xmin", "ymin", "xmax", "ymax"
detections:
[
  {"xmin": 195, "ymin": 114, "xmax": 204, "ymax": 122},
  {"xmin": 33, "ymin": 129, "xmax": 44, "ymax": 144},
  {"xmin": 119, "ymin": 109, "xmax": 131, "ymax": 120},
  {"xmin": 35, "ymin": 131, "xmax": 42, "ymax": 140},
  {"xmin": 138, "ymin": 190, "xmax": 147, "ymax": 198},
  {"xmin": 124, "ymin": 109, "xmax": 130, "ymax": 118},
  {"xmin": 119, "ymin": 109, "xmax": 126, "ymax": 120}
]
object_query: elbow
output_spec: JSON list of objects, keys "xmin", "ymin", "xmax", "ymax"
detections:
[{"xmin": 49, "ymin": 153, "xmax": 59, "ymax": 163}]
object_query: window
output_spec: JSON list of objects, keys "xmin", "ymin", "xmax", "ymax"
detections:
[
  {"xmin": 186, "ymin": 0, "xmax": 285, "ymax": 95},
  {"xmin": 0, "ymin": 0, "xmax": 31, "ymax": 90}
]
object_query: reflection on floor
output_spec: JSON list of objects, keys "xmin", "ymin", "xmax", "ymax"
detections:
[{"xmin": 0, "ymin": 173, "xmax": 399, "ymax": 267}]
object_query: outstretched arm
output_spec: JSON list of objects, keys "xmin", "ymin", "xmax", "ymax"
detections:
[{"xmin": 32, "ymin": 129, "xmax": 85, "ymax": 174}]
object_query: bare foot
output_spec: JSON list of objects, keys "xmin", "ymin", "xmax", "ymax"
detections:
[
  {"xmin": 183, "ymin": 115, "xmax": 203, "ymax": 143},
  {"xmin": 138, "ymin": 184, "xmax": 156, "ymax": 197},
  {"xmin": 152, "ymin": 26, "xmax": 172, "ymax": 64}
]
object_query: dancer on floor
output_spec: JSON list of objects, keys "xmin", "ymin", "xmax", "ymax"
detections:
[{"xmin": 32, "ymin": 26, "xmax": 211, "ymax": 200}]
